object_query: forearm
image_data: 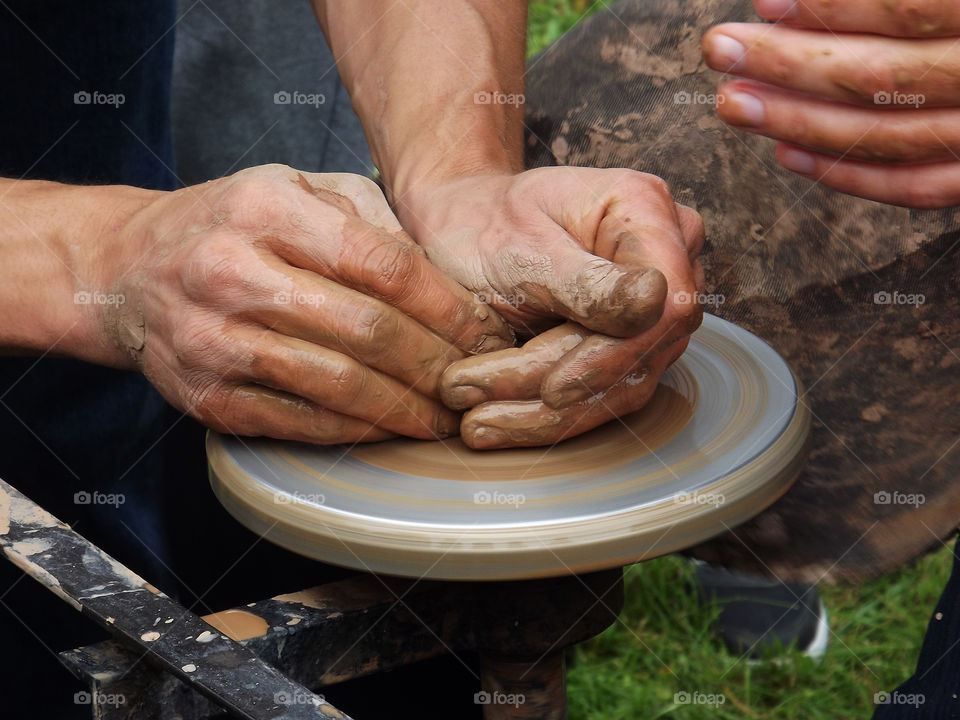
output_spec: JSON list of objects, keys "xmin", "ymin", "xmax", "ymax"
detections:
[
  {"xmin": 313, "ymin": 0, "xmax": 527, "ymax": 220},
  {"xmin": 0, "ymin": 179, "xmax": 153, "ymax": 366}
]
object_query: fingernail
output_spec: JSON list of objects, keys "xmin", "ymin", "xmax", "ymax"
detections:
[
  {"xmin": 708, "ymin": 34, "xmax": 746, "ymax": 73},
  {"xmin": 779, "ymin": 147, "xmax": 816, "ymax": 174},
  {"xmin": 754, "ymin": 0, "xmax": 798, "ymax": 20},
  {"xmin": 469, "ymin": 425, "xmax": 510, "ymax": 450},
  {"xmin": 722, "ymin": 90, "xmax": 765, "ymax": 127},
  {"xmin": 442, "ymin": 384, "xmax": 489, "ymax": 411}
]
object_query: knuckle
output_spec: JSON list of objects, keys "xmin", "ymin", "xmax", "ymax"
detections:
[
  {"xmin": 181, "ymin": 234, "xmax": 245, "ymax": 297},
  {"xmin": 893, "ymin": 0, "xmax": 946, "ymax": 35},
  {"xmin": 170, "ymin": 313, "xmax": 226, "ymax": 369},
  {"xmin": 844, "ymin": 61, "xmax": 898, "ymax": 104},
  {"xmin": 318, "ymin": 355, "xmax": 362, "ymax": 400},
  {"xmin": 220, "ymin": 175, "xmax": 292, "ymax": 230},
  {"xmin": 343, "ymin": 303, "xmax": 401, "ymax": 354},
  {"xmin": 356, "ymin": 234, "xmax": 421, "ymax": 297}
]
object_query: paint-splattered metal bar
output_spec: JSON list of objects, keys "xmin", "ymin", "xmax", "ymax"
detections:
[{"xmin": 0, "ymin": 478, "xmax": 347, "ymax": 720}]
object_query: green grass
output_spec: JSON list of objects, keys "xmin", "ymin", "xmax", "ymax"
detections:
[
  {"xmin": 566, "ymin": 545, "xmax": 954, "ymax": 719},
  {"xmin": 525, "ymin": 7, "xmax": 954, "ymax": 716},
  {"xmin": 527, "ymin": 0, "xmax": 602, "ymax": 55}
]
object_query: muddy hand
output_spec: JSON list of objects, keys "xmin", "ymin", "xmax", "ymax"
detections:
[
  {"xmin": 704, "ymin": 0, "xmax": 960, "ymax": 207},
  {"xmin": 103, "ymin": 164, "xmax": 513, "ymax": 444},
  {"xmin": 442, "ymin": 325, "xmax": 689, "ymax": 449},
  {"xmin": 399, "ymin": 167, "xmax": 704, "ymax": 420}
]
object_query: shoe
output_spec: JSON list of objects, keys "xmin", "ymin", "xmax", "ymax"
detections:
[{"xmin": 694, "ymin": 562, "xmax": 830, "ymax": 661}]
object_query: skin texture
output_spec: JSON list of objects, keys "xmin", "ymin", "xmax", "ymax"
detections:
[
  {"xmin": 704, "ymin": 0, "xmax": 960, "ymax": 206},
  {"xmin": 316, "ymin": 0, "xmax": 705, "ymax": 446},
  {"xmin": 0, "ymin": 165, "xmax": 514, "ymax": 444}
]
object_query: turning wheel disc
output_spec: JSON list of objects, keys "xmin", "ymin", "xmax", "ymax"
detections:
[{"xmin": 207, "ymin": 313, "xmax": 810, "ymax": 580}]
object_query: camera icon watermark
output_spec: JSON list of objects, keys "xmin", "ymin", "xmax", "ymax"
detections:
[
  {"xmin": 474, "ymin": 91, "xmax": 525, "ymax": 107},
  {"xmin": 273, "ymin": 690, "xmax": 327, "ymax": 707},
  {"xmin": 674, "ymin": 290, "xmax": 725, "ymax": 308},
  {"xmin": 674, "ymin": 492, "xmax": 726, "ymax": 508},
  {"xmin": 74, "ymin": 290, "xmax": 125, "ymax": 307},
  {"xmin": 674, "ymin": 690, "xmax": 726, "ymax": 707},
  {"xmin": 674, "ymin": 90, "xmax": 724, "ymax": 106},
  {"xmin": 477, "ymin": 291, "xmax": 526, "ymax": 309},
  {"xmin": 872, "ymin": 290, "xmax": 925, "ymax": 307},
  {"xmin": 473, "ymin": 490, "xmax": 526, "ymax": 508},
  {"xmin": 74, "ymin": 490, "xmax": 125, "ymax": 508},
  {"xmin": 74, "ymin": 90, "xmax": 126, "ymax": 108},
  {"xmin": 474, "ymin": 690, "xmax": 525, "ymax": 708},
  {"xmin": 873, "ymin": 490, "xmax": 925, "ymax": 508},
  {"xmin": 273, "ymin": 291, "xmax": 326, "ymax": 307},
  {"xmin": 873, "ymin": 91, "xmax": 925, "ymax": 108},
  {"xmin": 874, "ymin": 691, "xmax": 925, "ymax": 707},
  {"xmin": 74, "ymin": 691, "xmax": 126, "ymax": 707},
  {"xmin": 273, "ymin": 90, "xmax": 326, "ymax": 108},
  {"xmin": 274, "ymin": 491, "xmax": 326, "ymax": 506}
]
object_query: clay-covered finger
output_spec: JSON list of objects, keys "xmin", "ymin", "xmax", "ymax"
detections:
[
  {"xmin": 201, "ymin": 383, "xmax": 396, "ymax": 445},
  {"xmin": 541, "ymin": 300, "xmax": 702, "ymax": 408},
  {"xmin": 776, "ymin": 143, "xmax": 960, "ymax": 208},
  {"xmin": 512, "ymin": 241, "xmax": 668, "ymax": 337},
  {"xmin": 751, "ymin": 0, "xmax": 960, "ymax": 38},
  {"xmin": 717, "ymin": 80, "xmax": 960, "ymax": 164},
  {"xmin": 439, "ymin": 323, "xmax": 588, "ymax": 410},
  {"xmin": 705, "ymin": 24, "xmax": 960, "ymax": 107},
  {"xmin": 245, "ymin": 329, "xmax": 460, "ymax": 439},
  {"xmin": 253, "ymin": 253, "xmax": 464, "ymax": 397},
  {"xmin": 461, "ymin": 350, "xmax": 674, "ymax": 450}
]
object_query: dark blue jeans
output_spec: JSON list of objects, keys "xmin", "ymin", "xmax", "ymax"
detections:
[{"xmin": 873, "ymin": 536, "xmax": 960, "ymax": 720}]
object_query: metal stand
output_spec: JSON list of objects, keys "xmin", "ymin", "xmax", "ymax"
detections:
[{"xmin": 1, "ymin": 479, "xmax": 622, "ymax": 719}]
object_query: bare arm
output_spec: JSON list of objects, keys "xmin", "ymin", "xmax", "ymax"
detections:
[
  {"xmin": 314, "ymin": 1, "xmax": 705, "ymax": 447},
  {"xmin": 0, "ymin": 178, "xmax": 151, "ymax": 366}
]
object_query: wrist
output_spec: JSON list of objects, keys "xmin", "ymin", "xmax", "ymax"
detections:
[{"xmin": 2, "ymin": 180, "xmax": 159, "ymax": 367}]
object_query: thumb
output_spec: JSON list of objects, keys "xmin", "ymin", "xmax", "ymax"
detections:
[{"xmin": 528, "ymin": 241, "xmax": 668, "ymax": 338}]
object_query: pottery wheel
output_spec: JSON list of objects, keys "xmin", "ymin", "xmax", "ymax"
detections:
[{"xmin": 207, "ymin": 313, "xmax": 810, "ymax": 581}]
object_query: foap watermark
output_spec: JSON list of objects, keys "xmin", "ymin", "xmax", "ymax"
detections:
[
  {"xmin": 874, "ymin": 91, "xmax": 925, "ymax": 108},
  {"xmin": 474, "ymin": 91, "xmax": 525, "ymax": 107},
  {"xmin": 674, "ymin": 690, "xmax": 726, "ymax": 707},
  {"xmin": 473, "ymin": 490, "xmax": 525, "ymax": 508},
  {"xmin": 74, "ymin": 90, "xmax": 125, "ymax": 108},
  {"xmin": 477, "ymin": 291, "xmax": 526, "ymax": 309},
  {"xmin": 273, "ymin": 690, "xmax": 327, "ymax": 707},
  {"xmin": 874, "ymin": 490, "xmax": 925, "ymax": 508},
  {"xmin": 74, "ymin": 490, "xmax": 125, "ymax": 508},
  {"xmin": 873, "ymin": 290, "xmax": 925, "ymax": 307},
  {"xmin": 674, "ymin": 90, "xmax": 724, "ymax": 106},
  {"xmin": 274, "ymin": 491, "xmax": 326, "ymax": 505},
  {"xmin": 474, "ymin": 691, "xmax": 525, "ymax": 708},
  {"xmin": 674, "ymin": 492, "xmax": 725, "ymax": 508},
  {"xmin": 273, "ymin": 90, "xmax": 326, "ymax": 108},
  {"xmin": 74, "ymin": 290, "xmax": 125, "ymax": 307},
  {"xmin": 674, "ymin": 290, "xmax": 725, "ymax": 308},
  {"xmin": 875, "ymin": 691, "xmax": 925, "ymax": 708},
  {"xmin": 74, "ymin": 691, "xmax": 126, "ymax": 707},
  {"xmin": 274, "ymin": 291, "xmax": 325, "ymax": 307}
]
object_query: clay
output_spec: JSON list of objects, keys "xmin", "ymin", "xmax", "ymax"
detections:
[
  {"xmin": 440, "ymin": 323, "xmax": 587, "ymax": 409},
  {"xmin": 201, "ymin": 608, "xmax": 269, "ymax": 641}
]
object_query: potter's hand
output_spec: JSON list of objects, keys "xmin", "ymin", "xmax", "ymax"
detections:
[
  {"xmin": 398, "ymin": 168, "xmax": 704, "ymax": 449},
  {"xmin": 108, "ymin": 165, "xmax": 512, "ymax": 443},
  {"xmin": 704, "ymin": 0, "xmax": 960, "ymax": 207},
  {"xmin": 439, "ymin": 323, "xmax": 688, "ymax": 449}
]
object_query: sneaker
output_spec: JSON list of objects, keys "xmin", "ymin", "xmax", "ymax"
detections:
[{"xmin": 694, "ymin": 563, "xmax": 830, "ymax": 661}]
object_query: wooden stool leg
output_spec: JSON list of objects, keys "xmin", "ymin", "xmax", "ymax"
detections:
[{"xmin": 479, "ymin": 651, "xmax": 566, "ymax": 720}]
